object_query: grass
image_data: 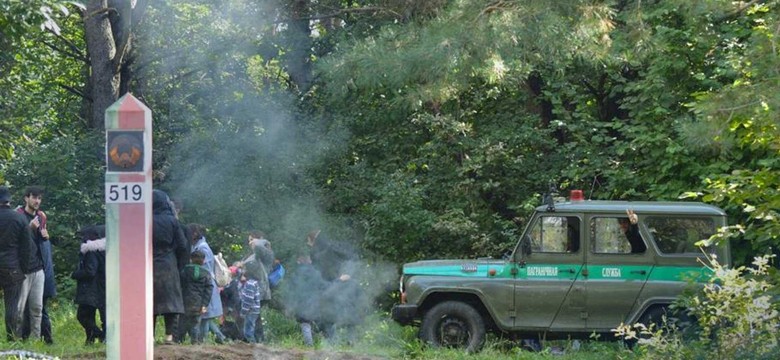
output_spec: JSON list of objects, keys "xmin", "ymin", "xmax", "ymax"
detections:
[{"xmin": 0, "ymin": 298, "xmax": 637, "ymax": 359}]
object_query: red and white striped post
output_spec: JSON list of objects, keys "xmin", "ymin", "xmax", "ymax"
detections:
[{"xmin": 104, "ymin": 94, "xmax": 153, "ymax": 359}]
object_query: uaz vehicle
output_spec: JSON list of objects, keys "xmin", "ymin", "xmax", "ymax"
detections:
[{"xmin": 391, "ymin": 191, "xmax": 730, "ymax": 351}]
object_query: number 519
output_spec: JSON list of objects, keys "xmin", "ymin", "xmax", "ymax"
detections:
[{"xmin": 106, "ymin": 183, "xmax": 144, "ymax": 203}]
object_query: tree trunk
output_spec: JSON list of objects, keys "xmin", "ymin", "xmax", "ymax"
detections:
[
  {"xmin": 287, "ymin": 0, "xmax": 313, "ymax": 92},
  {"xmin": 84, "ymin": 0, "xmax": 120, "ymax": 130}
]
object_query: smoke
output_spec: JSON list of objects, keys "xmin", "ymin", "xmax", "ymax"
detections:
[
  {"xmin": 134, "ymin": 1, "xmax": 403, "ymax": 346},
  {"xmin": 277, "ymin": 240, "xmax": 401, "ymax": 347},
  {"xmin": 135, "ymin": 1, "xmax": 342, "ymax": 251}
]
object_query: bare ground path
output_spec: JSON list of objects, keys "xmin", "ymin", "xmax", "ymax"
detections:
[{"xmin": 63, "ymin": 343, "xmax": 389, "ymax": 360}]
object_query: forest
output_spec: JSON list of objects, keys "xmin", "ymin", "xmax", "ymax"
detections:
[{"xmin": 1, "ymin": 0, "xmax": 779, "ymax": 357}]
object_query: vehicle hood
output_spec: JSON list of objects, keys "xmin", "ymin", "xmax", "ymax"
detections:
[{"xmin": 402, "ymin": 259, "xmax": 509, "ymax": 277}]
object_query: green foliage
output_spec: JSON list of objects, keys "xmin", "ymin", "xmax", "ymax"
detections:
[
  {"xmin": 0, "ymin": 1, "xmax": 86, "ymax": 171},
  {"xmin": 3, "ymin": 133, "xmax": 105, "ymax": 290},
  {"xmin": 0, "ymin": 301, "xmax": 105, "ymax": 357},
  {"xmin": 683, "ymin": 1, "xmax": 780, "ymax": 264},
  {"xmin": 2, "ymin": 3, "xmax": 780, "ymax": 357},
  {"xmin": 615, "ymin": 254, "xmax": 779, "ymax": 360}
]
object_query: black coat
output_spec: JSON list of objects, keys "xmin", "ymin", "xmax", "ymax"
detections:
[
  {"xmin": 283, "ymin": 263, "xmax": 325, "ymax": 322},
  {"xmin": 179, "ymin": 264, "xmax": 213, "ymax": 314},
  {"xmin": 72, "ymin": 238, "xmax": 106, "ymax": 308},
  {"xmin": 310, "ymin": 234, "xmax": 356, "ymax": 282},
  {"xmin": 152, "ymin": 190, "xmax": 189, "ymax": 315},
  {"xmin": 221, "ymin": 278, "xmax": 242, "ymax": 315},
  {"xmin": 18, "ymin": 209, "xmax": 56, "ymax": 297},
  {"xmin": 0, "ymin": 206, "xmax": 32, "ymax": 287}
]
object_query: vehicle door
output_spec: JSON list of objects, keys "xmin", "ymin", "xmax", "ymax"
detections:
[
  {"xmin": 514, "ymin": 214, "xmax": 585, "ymax": 330},
  {"xmin": 583, "ymin": 214, "xmax": 653, "ymax": 331}
]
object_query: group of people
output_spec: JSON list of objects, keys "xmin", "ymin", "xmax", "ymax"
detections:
[
  {"xmin": 0, "ymin": 185, "xmax": 367, "ymax": 347},
  {"xmin": 67, "ymin": 189, "xmax": 278, "ymax": 345},
  {"xmin": 0, "ymin": 186, "xmax": 56, "ymax": 344}
]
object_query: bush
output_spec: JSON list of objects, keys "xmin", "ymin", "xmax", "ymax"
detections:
[{"xmin": 614, "ymin": 253, "xmax": 779, "ymax": 359}]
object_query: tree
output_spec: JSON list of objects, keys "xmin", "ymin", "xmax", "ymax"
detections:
[{"xmin": 82, "ymin": 0, "xmax": 148, "ymax": 129}]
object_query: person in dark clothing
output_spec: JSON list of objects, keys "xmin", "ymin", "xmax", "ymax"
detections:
[
  {"xmin": 18, "ymin": 185, "xmax": 56, "ymax": 343},
  {"xmin": 16, "ymin": 186, "xmax": 47, "ymax": 341},
  {"xmin": 219, "ymin": 265, "xmax": 244, "ymax": 341},
  {"xmin": 306, "ymin": 230, "xmax": 356, "ymax": 282},
  {"xmin": 284, "ymin": 255, "xmax": 325, "ymax": 347},
  {"xmin": 620, "ymin": 209, "xmax": 647, "ymax": 254},
  {"xmin": 152, "ymin": 189, "xmax": 190, "ymax": 344},
  {"xmin": 71, "ymin": 225, "xmax": 106, "ymax": 345},
  {"xmin": 0, "ymin": 186, "xmax": 33, "ymax": 341},
  {"xmin": 177, "ymin": 250, "xmax": 213, "ymax": 344},
  {"xmin": 319, "ymin": 270, "xmax": 367, "ymax": 345}
]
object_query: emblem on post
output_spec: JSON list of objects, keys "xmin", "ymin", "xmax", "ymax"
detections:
[{"xmin": 107, "ymin": 130, "xmax": 144, "ymax": 172}]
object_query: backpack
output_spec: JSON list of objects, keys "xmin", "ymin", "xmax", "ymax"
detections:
[
  {"xmin": 214, "ymin": 253, "xmax": 231, "ymax": 287},
  {"xmin": 268, "ymin": 261, "xmax": 285, "ymax": 289}
]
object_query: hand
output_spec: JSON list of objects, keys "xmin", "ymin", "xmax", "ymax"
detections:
[
  {"xmin": 201, "ymin": 307, "xmax": 207, "ymax": 314},
  {"xmin": 40, "ymin": 228, "xmax": 49, "ymax": 240},
  {"xmin": 338, "ymin": 274, "xmax": 351, "ymax": 281},
  {"xmin": 626, "ymin": 209, "xmax": 638, "ymax": 225},
  {"xmin": 30, "ymin": 216, "xmax": 41, "ymax": 230}
]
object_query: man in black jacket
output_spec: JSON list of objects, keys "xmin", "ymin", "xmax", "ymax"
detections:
[
  {"xmin": 0, "ymin": 186, "xmax": 33, "ymax": 341},
  {"xmin": 18, "ymin": 185, "xmax": 56, "ymax": 343}
]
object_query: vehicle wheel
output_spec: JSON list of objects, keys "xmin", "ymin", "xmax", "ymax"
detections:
[
  {"xmin": 638, "ymin": 306, "xmax": 668, "ymax": 333},
  {"xmin": 646, "ymin": 306, "xmax": 699, "ymax": 341},
  {"xmin": 622, "ymin": 307, "xmax": 667, "ymax": 349},
  {"xmin": 420, "ymin": 301, "xmax": 486, "ymax": 352}
]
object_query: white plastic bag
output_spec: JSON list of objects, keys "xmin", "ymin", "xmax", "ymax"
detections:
[{"xmin": 214, "ymin": 252, "xmax": 231, "ymax": 287}]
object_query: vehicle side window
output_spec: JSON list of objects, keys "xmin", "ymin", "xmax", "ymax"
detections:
[
  {"xmin": 644, "ymin": 217, "xmax": 716, "ymax": 255},
  {"xmin": 591, "ymin": 217, "xmax": 638, "ymax": 254},
  {"xmin": 530, "ymin": 216, "xmax": 580, "ymax": 253}
]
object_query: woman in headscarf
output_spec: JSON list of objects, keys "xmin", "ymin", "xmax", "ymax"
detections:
[{"xmin": 152, "ymin": 190, "xmax": 189, "ymax": 343}]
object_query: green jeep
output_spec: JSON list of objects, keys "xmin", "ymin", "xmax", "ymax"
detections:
[{"xmin": 390, "ymin": 193, "xmax": 730, "ymax": 351}]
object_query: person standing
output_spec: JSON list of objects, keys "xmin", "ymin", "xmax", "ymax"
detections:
[
  {"xmin": 15, "ymin": 186, "xmax": 46, "ymax": 342},
  {"xmin": 177, "ymin": 250, "xmax": 213, "ymax": 344},
  {"xmin": 0, "ymin": 186, "xmax": 32, "ymax": 341},
  {"xmin": 284, "ymin": 255, "xmax": 325, "ymax": 347},
  {"xmin": 319, "ymin": 272, "xmax": 367, "ymax": 345},
  {"xmin": 72, "ymin": 225, "xmax": 107, "ymax": 345},
  {"xmin": 246, "ymin": 232, "xmax": 273, "ymax": 342},
  {"xmin": 306, "ymin": 229, "xmax": 355, "ymax": 282},
  {"xmin": 188, "ymin": 223, "xmax": 226, "ymax": 343},
  {"xmin": 239, "ymin": 260, "xmax": 265, "ymax": 343},
  {"xmin": 152, "ymin": 190, "xmax": 189, "ymax": 344}
]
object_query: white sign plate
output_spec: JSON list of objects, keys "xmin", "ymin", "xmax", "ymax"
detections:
[{"xmin": 105, "ymin": 182, "xmax": 147, "ymax": 203}]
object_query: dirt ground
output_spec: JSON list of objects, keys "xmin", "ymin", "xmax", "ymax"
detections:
[
  {"xmin": 153, "ymin": 343, "xmax": 386, "ymax": 360},
  {"xmin": 58, "ymin": 343, "xmax": 386, "ymax": 360}
]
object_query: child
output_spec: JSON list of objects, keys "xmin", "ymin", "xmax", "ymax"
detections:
[
  {"xmin": 177, "ymin": 250, "xmax": 213, "ymax": 344},
  {"xmin": 239, "ymin": 260, "xmax": 265, "ymax": 343},
  {"xmin": 71, "ymin": 225, "xmax": 107, "ymax": 345}
]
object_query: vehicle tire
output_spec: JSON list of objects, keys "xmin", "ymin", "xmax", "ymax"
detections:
[
  {"xmin": 638, "ymin": 306, "xmax": 668, "ymax": 333},
  {"xmin": 420, "ymin": 301, "xmax": 486, "ymax": 352},
  {"xmin": 622, "ymin": 306, "xmax": 667, "ymax": 349}
]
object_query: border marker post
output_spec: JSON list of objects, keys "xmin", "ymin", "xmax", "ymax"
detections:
[{"xmin": 104, "ymin": 94, "xmax": 153, "ymax": 359}]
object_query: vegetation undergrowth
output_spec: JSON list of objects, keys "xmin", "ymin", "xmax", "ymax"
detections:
[
  {"xmin": 614, "ymin": 254, "xmax": 780, "ymax": 360},
  {"xmin": 0, "ymin": 300, "xmax": 633, "ymax": 359}
]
